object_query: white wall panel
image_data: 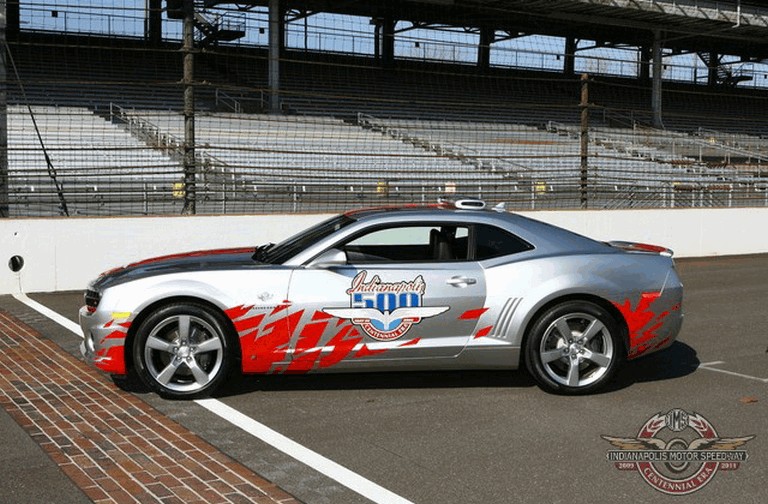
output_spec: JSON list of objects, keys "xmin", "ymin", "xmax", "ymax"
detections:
[{"xmin": 1, "ymin": 208, "xmax": 766, "ymax": 294}]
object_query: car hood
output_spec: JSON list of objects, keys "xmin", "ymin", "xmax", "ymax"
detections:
[{"xmin": 90, "ymin": 247, "xmax": 258, "ymax": 290}]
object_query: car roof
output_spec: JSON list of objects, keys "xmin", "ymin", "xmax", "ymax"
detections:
[{"xmin": 345, "ymin": 205, "xmax": 505, "ymax": 224}]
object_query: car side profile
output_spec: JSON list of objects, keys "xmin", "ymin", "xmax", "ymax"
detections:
[{"xmin": 80, "ymin": 198, "xmax": 683, "ymax": 398}]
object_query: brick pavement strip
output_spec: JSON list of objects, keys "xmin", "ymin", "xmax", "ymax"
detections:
[{"xmin": 0, "ymin": 310, "xmax": 300, "ymax": 504}]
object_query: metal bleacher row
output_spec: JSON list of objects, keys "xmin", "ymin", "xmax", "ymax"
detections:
[
  {"xmin": 128, "ymin": 110, "xmax": 510, "ymax": 182},
  {"xmin": 5, "ymin": 40, "xmax": 768, "ymax": 215},
  {"xmin": 358, "ymin": 116, "xmax": 761, "ymax": 187},
  {"xmin": 8, "ymin": 105, "xmax": 180, "ymax": 216},
  {"xmin": 12, "ymin": 103, "xmax": 767, "ymax": 216}
]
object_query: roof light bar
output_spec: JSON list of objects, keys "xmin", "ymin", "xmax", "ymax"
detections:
[{"xmin": 437, "ymin": 196, "xmax": 486, "ymax": 210}]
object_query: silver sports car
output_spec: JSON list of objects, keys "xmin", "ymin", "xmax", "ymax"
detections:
[{"xmin": 80, "ymin": 198, "xmax": 683, "ymax": 398}]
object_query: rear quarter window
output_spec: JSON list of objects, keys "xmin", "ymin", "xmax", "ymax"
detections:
[{"xmin": 475, "ymin": 224, "xmax": 533, "ymax": 259}]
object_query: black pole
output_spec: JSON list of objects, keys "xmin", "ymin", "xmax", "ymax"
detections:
[
  {"xmin": 478, "ymin": 26, "xmax": 493, "ymax": 69},
  {"xmin": 182, "ymin": 0, "xmax": 196, "ymax": 214},
  {"xmin": 0, "ymin": 4, "xmax": 8, "ymax": 217},
  {"xmin": 580, "ymin": 74, "xmax": 589, "ymax": 209},
  {"xmin": 6, "ymin": 0, "xmax": 18, "ymax": 40},
  {"xmin": 564, "ymin": 37, "xmax": 576, "ymax": 76},
  {"xmin": 707, "ymin": 51, "xmax": 719, "ymax": 87},
  {"xmin": 268, "ymin": 0, "xmax": 282, "ymax": 113},
  {"xmin": 651, "ymin": 30, "xmax": 664, "ymax": 129},
  {"xmin": 382, "ymin": 17, "xmax": 395, "ymax": 68},
  {"xmin": 146, "ymin": 0, "xmax": 162, "ymax": 46}
]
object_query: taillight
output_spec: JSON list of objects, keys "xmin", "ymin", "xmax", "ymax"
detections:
[
  {"xmin": 628, "ymin": 243, "xmax": 669, "ymax": 254},
  {"xmin": 607, "ymin": 240, "xmax": 673, "ymax": 257}
]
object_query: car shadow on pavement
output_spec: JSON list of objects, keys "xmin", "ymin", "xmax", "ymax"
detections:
[
  {"xmin": 211, "ymin": 341, "xmax": 700, "ymax": 398},
  {"xmin": 216, "ymin": 369, "xmax": 536, "ymax": 396},
  {"xmin": 110, "ymin": 341, "xmax": 699, "ymax": 398},
  {"xmin": 606, "ymin": 341, "xmax": 699, "ymax": 393}
]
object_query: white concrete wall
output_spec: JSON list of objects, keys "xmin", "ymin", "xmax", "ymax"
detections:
[{"xmin": 1, "ymin": 208, "xmax": 766, "ymax": 295}]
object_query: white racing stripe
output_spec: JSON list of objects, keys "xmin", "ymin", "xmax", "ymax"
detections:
[
  {"xmin": 13, "ymin": 293, "xmax": 83, "ymax": 337},
  {"xmin": 195, "ymin": 398, "xmax": 414, "ymax": 504},
  {"xmin": 13, "ymin": 292, "xmax": 415, "ymax": 504}
]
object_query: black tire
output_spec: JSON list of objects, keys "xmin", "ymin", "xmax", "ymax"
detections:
[
  {"xmin": 524, "ymin": 300, "xmax": 623, "ymax": 395},
  {"xmin": 133, "ymin": 302, "xmax": 236, "ymax": 399}
]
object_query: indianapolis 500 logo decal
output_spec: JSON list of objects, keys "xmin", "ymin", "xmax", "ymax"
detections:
[{"xmin": 323, "ymin": 271, "xmax": 449, "ymax": 341}]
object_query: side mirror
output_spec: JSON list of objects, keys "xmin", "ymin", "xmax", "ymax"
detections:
[{"xmin": 307, "ymin": 248, "xmax": 347, "ymax": 268}]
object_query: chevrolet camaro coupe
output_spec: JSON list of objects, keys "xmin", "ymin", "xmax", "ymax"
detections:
[{"xmin": 80, "ymin": 198, "xmax": 683, "ymax": 398}]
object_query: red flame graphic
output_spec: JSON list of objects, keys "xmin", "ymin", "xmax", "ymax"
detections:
[{"xmin": 613, "ymin": 292, "xmax": 674, "ymax": 358}]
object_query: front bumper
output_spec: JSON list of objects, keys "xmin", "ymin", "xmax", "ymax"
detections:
[{"xmin": 79, "ymin": 305, "xmax": 130, "ymax": 375}]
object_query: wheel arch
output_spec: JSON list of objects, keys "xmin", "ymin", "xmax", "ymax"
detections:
[
  {"xmin": 519, "ymin": 293, "xmax": 630, "ymax": 363},
  {"xmin": 124, "ymin": 295, "xmax": 241, "ymax": 374}
]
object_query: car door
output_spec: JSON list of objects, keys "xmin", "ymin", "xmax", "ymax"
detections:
[{"xmin": 286, "ymin": 223, "xmax": 487, "ymax": 368}]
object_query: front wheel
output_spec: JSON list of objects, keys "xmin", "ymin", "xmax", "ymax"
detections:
[
  {"xmin": 133, "ymin": 303, "xmax": 235, "ymax": 399},
  {"xmin": 524, "ymin": 300, "xmax": 623, "ymax": 395}
]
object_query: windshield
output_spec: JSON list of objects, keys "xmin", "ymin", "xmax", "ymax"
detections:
[{"xmin": 260, "ymin": 214, "xmax": 355, "ymax": 264}]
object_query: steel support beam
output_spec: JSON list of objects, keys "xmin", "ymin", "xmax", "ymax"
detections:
[
  {"xmin": 146, "ymin": 0, "xmax": 163, "ymax": 45},
  {"xmin": 564, "ymin": 37, "xmax": 577, "ymax": 75},
  {"xmin": 707, "ymin": 51, "xmax": 719, "ymax": 87},
  {"xmin": 478, "ymin": 26, "xmax": 493, "ymax": 69},
  {"xmin": 269, "ymin": 0, "xmax": 283, "ymax": 113},
  {"xmin": 5, "ymin": 0, "xmax": 17, "ymax": 40},
  {"xmin": 381, "ymin": 17, "xmax": 395, "ymax": 68},
  {"xmin": 639, "ymin": 45, "xmax": 651, "ymax": 82},
  {"xmin": 651, "ymin": 31, "xmax": 664, "ymax": 129}
]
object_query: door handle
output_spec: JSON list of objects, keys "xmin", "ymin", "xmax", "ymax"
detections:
[{"xmin": 446, "ymin": 276, "xmax": 477, "ymax": 287}]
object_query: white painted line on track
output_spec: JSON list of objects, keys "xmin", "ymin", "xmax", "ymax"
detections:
[
  {"xmin": 13, "ymin": 293, "xmax": 83, "ymax": 337},
  {"xmin": 699, "ymin": 362, "xmax": 768, "ymax": 383},
  {"xmin": 195, "ymin": 398, "xmax": 414, "ymax": 504},
  {"xmin": 14, "ymin": 292, "xmax": 415, "ymax": 504}
]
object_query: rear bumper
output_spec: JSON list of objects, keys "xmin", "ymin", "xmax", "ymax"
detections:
[{"xmin": 614, "ymin": 283, "xmax": 684, "ymax": 360}]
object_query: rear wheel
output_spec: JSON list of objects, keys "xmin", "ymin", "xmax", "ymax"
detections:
[
  {"xmin": 133, "ymin": 303, "xmax": 235, "ymax": 399},
  {"xmin": 524, "ymin": 300, "xmax": 623, "ymax": 395}
]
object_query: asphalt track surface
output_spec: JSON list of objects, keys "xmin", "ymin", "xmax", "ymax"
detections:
[{"xmin": 2, "ymin": 254, "xmax": 767, "ymax": 503}]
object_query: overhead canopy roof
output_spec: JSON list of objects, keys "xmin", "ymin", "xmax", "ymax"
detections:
[{"xmin": 208, "ymin": 0, "xmax": 768, "ymax": 59}]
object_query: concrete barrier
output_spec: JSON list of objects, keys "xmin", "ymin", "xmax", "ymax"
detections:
[{"xmin": 2, "ymin": 208, "xmax": 766, "ymax": 295}]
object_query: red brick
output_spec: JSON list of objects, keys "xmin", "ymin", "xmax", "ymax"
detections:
[
  {"xmin": 159, "ymin": 497, "xmax": 186, "ymax": 504},
  {"xmin": 110, "ymin": 488, "xmax": 139, "ymax": 504},
  {"xmin": 0, "ymin": 310, "xmax": 296, "ymax": 504},
  {"xmin": 145, "ymin": 482, "xmax": 173, "ymax": 498},
  {"xmin": 167, "ymin": 484, "xmax": 202, "ymax": 502},
  {"xmin": 93, "ymin": 475, "xmax": 121, "ymax": 493},
  {"xmin": 236, "ymin": 482, "xmax": 271, "ymax": 499},
  {"xmin": 81, "ymin": 485, "xmax": 110, "ymax": 501},
  {"xmin": 206, "ymin": 478, "xmax": 238, "ymax": 495}
]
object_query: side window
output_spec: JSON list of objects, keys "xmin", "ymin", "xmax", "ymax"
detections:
[
  {"xmin": 343, "ymin": 225, "xmax": 469, "ymax": 263},
  {"xmin": 474, "ymin": 224, "xmax": 533, "ymax": 260}
]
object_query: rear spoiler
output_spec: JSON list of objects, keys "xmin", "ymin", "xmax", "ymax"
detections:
[{"xmin": 607, "ymin": 241, "xmax": 674, "ymax": 257}]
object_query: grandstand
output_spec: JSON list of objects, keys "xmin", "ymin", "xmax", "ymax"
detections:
[{"xmin": 2, "ymin": 0, "xmax": 768, "ymax": 216}]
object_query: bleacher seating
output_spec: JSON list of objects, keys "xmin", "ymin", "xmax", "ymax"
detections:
[
  {"xmin": 8, "ymin": 105, "xmax": 178, "ymax": 216},
  {"xmin": 5, "ymin": 36, "xmax": 768, "ymax": 214},
  {"xmin": 120, "ymin": 110, "xmax": 515, "ymax": 188}
]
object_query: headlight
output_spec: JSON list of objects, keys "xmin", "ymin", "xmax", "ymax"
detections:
[{"xmin": 84, "ymin": 289, "xmax": 102, "ymax": 313}]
